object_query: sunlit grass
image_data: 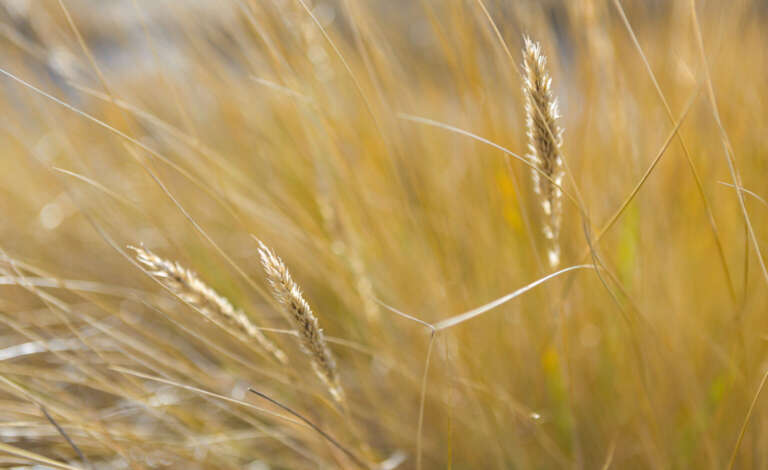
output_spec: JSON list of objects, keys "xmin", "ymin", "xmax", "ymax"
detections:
[{"xmin": 0, "ymin": 1, "xmax": 766, "ymax": 468}]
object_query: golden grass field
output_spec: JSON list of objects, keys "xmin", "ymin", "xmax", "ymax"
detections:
[{"xmin": 0, "ymin": 0, "xmax": 767, "ymax": 468}]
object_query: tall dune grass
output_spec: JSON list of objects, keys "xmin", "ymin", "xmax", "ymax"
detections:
[{"xmin": 0, "ymin": 1, "xmax": 767, "ymax": 468}]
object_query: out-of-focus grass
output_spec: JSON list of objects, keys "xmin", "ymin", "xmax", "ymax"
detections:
[{"xmin": 0, "ymin": 1, "xmax": 766, "ymax": 468}]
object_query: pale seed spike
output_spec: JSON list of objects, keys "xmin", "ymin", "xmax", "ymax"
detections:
[
  {"xmin": 129, "ymin": 245, "xmax": 287, "ymax": 364},
  {"xmin": 256, "ymin": 239, "xmax": 344, "ymax": 403},
  {"xmin": 522, "ymin": 36, "xmax": 565, "ymax": 268}
]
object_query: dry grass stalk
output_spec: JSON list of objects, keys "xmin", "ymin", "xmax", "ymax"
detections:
[
  {"xmin": 129, "ymin": 245, "xmax": 287, "ymax": 364},
  {"xmin": 256, "ymin": 239, "xmax": 344, "ymax": 403},
  {"xmin": 522, "ymin": 36, "xmax": 565, "ymax": 267},
  {"xmin": 319, "ymin": 196, "xmax": 380, "ymax": 321}
]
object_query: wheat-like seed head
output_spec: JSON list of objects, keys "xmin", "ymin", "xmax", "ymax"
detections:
[
  {"xmin": 256, "ymin": 239, "xmax": 344, "ymax": 402},
  {"xmin": 522, "ymin": 36, "xmax": 565, "ymax": 267},
  {"xmin": 129, "ymin": 245, "xmax": 287, "ymax": 364}
]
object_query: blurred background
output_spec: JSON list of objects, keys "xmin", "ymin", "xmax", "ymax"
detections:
[{"xmin": 0, "ymin": 0, "xmax": 766, "ymax": 469}]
